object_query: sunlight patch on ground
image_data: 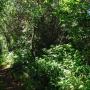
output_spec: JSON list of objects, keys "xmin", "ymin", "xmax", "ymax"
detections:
[{"xmin": 2, "ymin": 52, "xmax": 17, "ymax": 69}]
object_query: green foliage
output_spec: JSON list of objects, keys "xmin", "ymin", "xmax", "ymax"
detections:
[
  {"xmin": 25, "ymin": 44, "xmax": 90, "ymax": 90},
  {"xmin": 0, "ymin": 0, "xmax": 90, "ymax": 90}
]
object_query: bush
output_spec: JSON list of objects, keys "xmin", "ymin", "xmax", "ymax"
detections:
[{"xmin": 24, "ymin": 44, "xmax": 90, "ymax": 90}]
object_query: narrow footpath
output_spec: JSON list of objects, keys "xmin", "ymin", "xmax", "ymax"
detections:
[{"xmin": 0, "ymin": 66, "xmax": 24, "ymax": 90}]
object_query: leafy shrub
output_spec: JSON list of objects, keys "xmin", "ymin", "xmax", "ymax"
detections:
[{"xmin": 25, "ymin": 44, "xmax": 90, "ymax": 90}]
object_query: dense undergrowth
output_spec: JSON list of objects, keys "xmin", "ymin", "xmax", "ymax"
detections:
[
  {"xmin": 18, "ymin": 44, "xmax": 90, "ymax": 90},
  {"xmin": 0, "ymin": 0, "xmax": 90, "ymax": 90}
]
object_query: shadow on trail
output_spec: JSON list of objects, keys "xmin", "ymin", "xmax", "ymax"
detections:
[{"xmin": 0, "ymin": 66, "xmax": 24, "ymax": 90}]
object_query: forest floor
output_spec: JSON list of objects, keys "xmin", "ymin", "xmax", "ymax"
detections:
[{"xmin": 0, "ymin": 65, "xmax": 24, "ymax": 90}]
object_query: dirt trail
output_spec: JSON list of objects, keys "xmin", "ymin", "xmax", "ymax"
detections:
[{"xmin": 0, "ymin": 66, "xmax": 24, "ymax": 90}]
